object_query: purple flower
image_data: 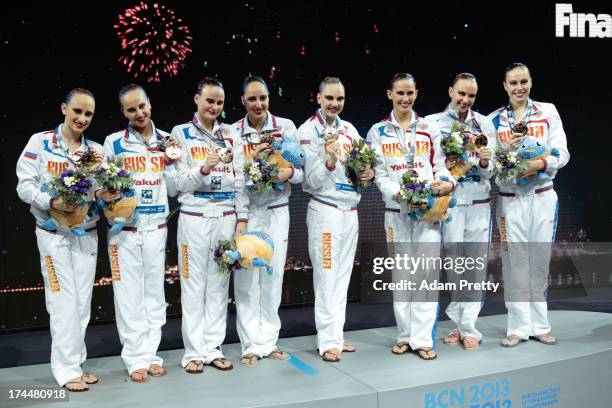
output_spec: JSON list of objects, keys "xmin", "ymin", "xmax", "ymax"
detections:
[
  {"xmin": 70, "ymin": 185, "xmax": 79, "ymax": 192},
  {"xmin": 118, "ymin": 169, "xmax": 128, "ymax": 177},
  {"xmin": 60, "ymin": 169, "xmax": 75, "ymax": 178}
]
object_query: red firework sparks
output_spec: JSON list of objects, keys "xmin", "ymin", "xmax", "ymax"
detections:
[{"xmin": 114, "ymin": 2, "xmax": 193, "ymax": 83}]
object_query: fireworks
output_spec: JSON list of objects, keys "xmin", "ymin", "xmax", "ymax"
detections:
[{"xmin": 114, "ymin": 2, "xmax": 193, "ymax": 83}]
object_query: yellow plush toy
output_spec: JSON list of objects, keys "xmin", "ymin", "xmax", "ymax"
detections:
[{"xmin": 225, "ymin": 232, "xmax": 275, "ymax": 274}]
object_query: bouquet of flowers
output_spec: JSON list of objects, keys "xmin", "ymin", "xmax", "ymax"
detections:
[
  {"xmin": 93, "ymin": 159, "xmax": 137, "ymax": 231},
  {"xmin": 394, "ymin": 170, "xmax": 456, "ymax": 222},
  {"xmin": 441, "ymin": 122, "xmax": 472, "ymax": 157},
  {"xmin": 395, "ymin": 170, "xmax": 431, "ymax": 217},
  {"xmin": 244, "ymin": 153, "xmax": 280, "ymax": 193},
  {"xmin": 213, "ymin": 240, "xmax": 241, "ymax": 275},
  {"xmin": 495, "ymin": 145, "xmax": 529, "ymax": 182},
  {"xmin": 44, "ymin": 168, "xmax": 94, "ymax": 233},
  {"xmin": 92, "ymin": 159, "xmax": 133, "ymax": 194},
  {"xmin": 441, "ymin": 122, "xmax": 477, "ymax": 179},
  {"xmin": 345, "ymin": 139, "xmax": 376, "ymax": 189}
]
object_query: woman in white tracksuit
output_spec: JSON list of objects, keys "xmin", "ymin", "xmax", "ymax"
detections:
[
  {"xmin": 426, "ymin": 73, "xmax": 497, "ymax": 350},
  {"xmin": 170, "ymin": 77, "xmax": 248, "ymax": 373},
  {"xmin": 366, "ymin": 73, "xmax": 455, "ymax": 360},
  {"xmin": 487, "ymin": 63, "xmax": 569, "ymax": 347},
  {"xmin": 102, "ymin": 84, "xmax": 180, "ymax": 382},
  {"xmin": 16, "ymin": 88, "xmax": 119, "ymax": 391},
  {"xmin": 232, "ymin": 76, "xmax": 303, "ymax": 367},
  {"xmin": 299, "ymin": 77, "xmax": 374, "ymax": 362}
]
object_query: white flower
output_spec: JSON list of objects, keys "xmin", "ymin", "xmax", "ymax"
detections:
[
  {"xmin": 451, "ymin": 132, "xmax": 463, "ymax": 145},
  {"xmin": 107, "ymin": 163, "xmax": 120, "ymax": 176},
  {"xmin": 495, "ymin": 162, "xmax": 503, "ymax": 171},
  {"xmin": 63, "ymin": 176, "xmax": 76, "ymax": 187}
]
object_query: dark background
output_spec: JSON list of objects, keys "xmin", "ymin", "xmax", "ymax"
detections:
[{"xmin": 1, "ymin": 1, "xmax": 610, "ymax": 331}]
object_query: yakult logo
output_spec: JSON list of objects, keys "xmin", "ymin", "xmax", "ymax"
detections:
[{"xmin": 556, "ymin": 4, "xmax": 612, "ymax": 38}]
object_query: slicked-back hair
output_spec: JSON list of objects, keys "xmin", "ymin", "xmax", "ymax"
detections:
[
  {"xmin": 65, "ymin": 88, "xmax": 95, "ymax": 104},
  {"xmin": 389, "ymin": 73, "xmax": 416, "ymax": 90},
  {"xmin": 318, "ymin": 77, "xmax": 343, "ymax": 93},
  {"xmin": 504, "ymin": 62, "xmax": 531, "ymax": 81}
]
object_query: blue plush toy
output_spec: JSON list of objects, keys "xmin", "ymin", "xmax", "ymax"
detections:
[
  {"xmin": 515, "ymin": 136, "xmax": 559, "ymax": 186},
  {"xmin": 267, "ymin": 138, "xmax": 305, "ymax": 191}
]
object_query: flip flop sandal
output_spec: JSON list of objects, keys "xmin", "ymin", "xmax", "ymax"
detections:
[
  {"xmin": 240, "ymin": 354, "xmax": 261, "ymax": 367},
  {"xmin": 149, "ymin": 365, "xmax": 167, "ymax": 377},
  {"xmin": 342, "ymin": 342, "xmax": 356, "ymax": 352},
  {"xmin": 443, "ymin": 331, "xmax": 461, "ymax": 345},
  {"xmin": 130, "ymin": 369, "xmax": 149, "ymax": 383},
  {"xmin": 208, "ymin": 358, "xmax": 234, "ymax": 371},
  {"xmin": 185, "ymin": 361, "xmax": 204, "ymax": 374},
  {"xmin": 391, "ymin": 342, "xmax": 411, "ymax": 355},
  {"xmin": 500, "ymin": 336, "xmax": 527, "ymax": 348},
  {"xmin": 529, "ymin": 335, "xmax": 557, "ymax": 345},
  {"xmin": 267, "ymin": 349, "xmax": 289, "ymax": 360},
  {"xmin": 414, "ymin": 348, "xmax": 437, "ymax": 361},
  {"xmin": 461, "ymin": 337, "xmax": 480, "ymax": 350},
  {"xmin": 63, "ymin": 380, "xmax": 89, "ymax": 392},
  {"xmin": 81, "ymin": 373, "xmax": 98, "ymax": 384},
  {"xmin": 321, "ymin": 350, "xmax": 341, "ymax": 362}
]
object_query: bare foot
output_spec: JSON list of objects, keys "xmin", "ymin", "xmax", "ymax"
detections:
[
  {"xmin": 185, "ymin": 360, "xmax": 204, "ymax": 374},
  {"xmin": 148, "ymin": 364, "xmax": 167, "ymax": 377},
  {"xmin": 64, "ymin": 377, "xmax": 89, "ymax": 392},
  {"xmin": 268, "ymin": 349, "xmax": 289, "ymax": 360},
  {"xmin": 131, "ymin": 369, "xmax": 149, "ymax": 383},
  {"xmin": 391, "ymin": 342, "xmax": 411, "ymax": 355},
  {"xmin": 342, "ymin": 341, "xmax": 356, "ymax": 352},
  {"xmin": 414, "ymin": 348, "xmax": 437, "ymax": 360},
  {"xmin": 322, "ymin": 348, "xmax": 341, "ymax": 362},
  {"xmin": 81, "ymin": 373, "xmax": 98, "ymax": 384},
  {"xmin": 240, "ymin": 354, "xmax": 260, "ymax": 367}
]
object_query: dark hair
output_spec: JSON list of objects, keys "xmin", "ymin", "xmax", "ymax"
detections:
[
  {"xmin": 197, "ymin": 76, "xmax": 224, "ymax": 93},
  {"xmin": 65, "ymin": 88, "xmax": 95, "ymax": 104},
  {"xmin": 318, "ymin": 77, "xmax": 343, "ymax": 93},
  {"xmin": 389, "ymin": 73, "xmax": 416, "ymax": 89},
  {"xmin": 504, "ymin": 62, "xmax": 530, "ymax": 81},
  {"xmin": 242, "ymin": 76, "xmax": 269, "ymax": 95},
  {"xmin": 452, "ymin": 72, "xmax": 477, "ymax": 86},
  {"xmin": 118, "ymin": 84, "xmax": 148, "ymax": 103}
]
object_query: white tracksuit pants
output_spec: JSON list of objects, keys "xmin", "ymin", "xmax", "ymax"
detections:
[
  {"xmin": 307, "ymin": 200, "xmax": 358, "ymax": 355},
  {"xmin": 109, "ymin": 227, "xmax": 167, "ymax": 374},
  {"xmin": 234, "ymin": 205, "xmax": 289, "ymax": 357},
  {"xmin": 497, "ymin": 188, "xmax": 558, "ymax": 339},
  {"xmin": 178, "ymin": 212, "xmax": 235, "ymax": 366},
  {"xmin": 385, "ymin": 212, "xmax": 441, "ymax": 350},
  {"xmin": 35, "ymin": 227, "xmax": 97, "ymax": 386},
  {"xmin": 442, "ymin": 203, "xmax": 491, "ymax": 341}
]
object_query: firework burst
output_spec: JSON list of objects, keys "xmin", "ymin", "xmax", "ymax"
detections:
[{"xmin": 114, "ymin": 2, "xmax": 193, "ymax": 83}]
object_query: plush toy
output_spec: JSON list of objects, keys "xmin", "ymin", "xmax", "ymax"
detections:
[
  {"xmin": 226, "ymin": 231, "xmax": 275, "ymax": 275},
  {"xmin": 266, "ymin": 138, "xmax": 305, "ymax": 191},
  {"xmin": 41, "ymin": 204, "xmax": 92, "ymax": 237},
  {"xmin": 100, "ymin": 190, "xmax": 140, "ymax": 233},
  {"xmin": 515, "ymin": 136, "xmax": 559, "ymax": 186}
]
